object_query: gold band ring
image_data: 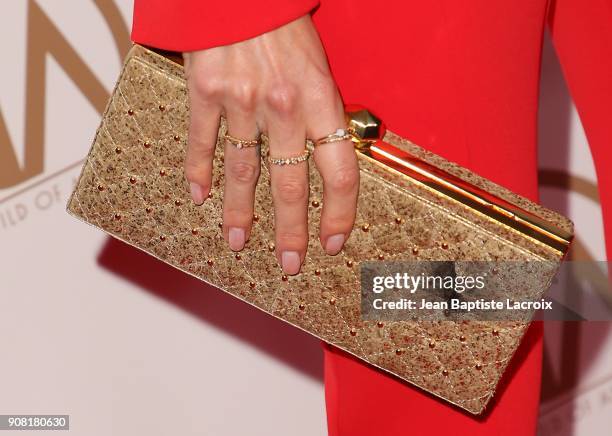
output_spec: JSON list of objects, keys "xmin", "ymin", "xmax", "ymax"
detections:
[
  {"xmin": 267, "ymin": 148, "xmax": 311, "ymax": 166},
  {"xmin": 314, "ymin": 128, "xmax": 355, "ymax": 147},
  {"xmin": 224, "ymin": 132, "xmax": 261, "ymax": 149}
]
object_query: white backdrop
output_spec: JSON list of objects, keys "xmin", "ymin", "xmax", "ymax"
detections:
[{"xmin": 0, "ymin": 1, "xmax": 608, "ymax": 435}]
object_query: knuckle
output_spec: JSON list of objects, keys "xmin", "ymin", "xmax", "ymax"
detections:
[
  {"xmin": 223, "ymin": 208, "xmax": 253, "ymax": 225},
  {"xmin": 192, "ymin": 76, "xmax": 224, "ymax": 99},
  {"xmin": 277, "ymin": 229, "xmax": 308, "ymax": 246},
  {"xmin": 187, "ymin": 137, "xmax": 216, "ymax": 157},
  {"xmin": 275, "ymin": 178, "xmax": 308, "ymax": 204},
  {"xmin": 227, "ymin": 160, "xmax": 259, "ymax": 184},
  {"xmin": 328, "ymin": 165, "xmax": 359, "ymax": 194},
  {"xmin": 229, "ymin": 82, "xmax": 257, "ymax": 112},
  {"xmin": 323, "ymin": 215, "xmax": 355, "ymax": 232},
  {"xmin": 184, "ymin": 159, "xmax": 209, "ymax": 184},
  {"xmin": 265, "ymin": 83, "xmax": 299, "ymax": 115}
]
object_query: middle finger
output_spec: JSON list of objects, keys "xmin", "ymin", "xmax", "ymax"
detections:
[{"xmin": 265, "ymin": 106, "xmax": 309, "ymax": 275}]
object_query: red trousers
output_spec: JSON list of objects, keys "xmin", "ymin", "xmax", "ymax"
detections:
[{"xmin": 132, "ymin": 1, "xmax": 612, "ymax": 434}]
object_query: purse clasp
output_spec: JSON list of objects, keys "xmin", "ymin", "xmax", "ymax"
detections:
[{"xmin": 345, "ymin": 106, "xmax": 386, "ymax": 150}]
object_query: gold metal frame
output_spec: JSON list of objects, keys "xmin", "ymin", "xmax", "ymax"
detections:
[{"xmin": 345, "ymin": 108, "xmax": 572, "ymax": 254}]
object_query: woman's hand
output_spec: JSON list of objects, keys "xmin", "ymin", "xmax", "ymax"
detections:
[{"xmin": 183, "ymin": 15, "xmax": 359, "ymax": 275}]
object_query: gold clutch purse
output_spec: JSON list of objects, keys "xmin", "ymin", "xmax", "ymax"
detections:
[{"xmin": 67, "ymin": 45, "xmax": 573, "ymax": 414}]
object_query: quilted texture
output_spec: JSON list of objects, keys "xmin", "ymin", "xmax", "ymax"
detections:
[{"xmin": 67, "ymin": 45, "xmax": 571, "ymax": 414}]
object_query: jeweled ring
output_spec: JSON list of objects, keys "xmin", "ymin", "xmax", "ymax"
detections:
[
  {"xmin": 314, "ymin": 128, "xmax": 355, "ymax": 147},
  {"xmin": 224, "ymin": 132, "xmax": 261, "ymax": 149},
  {"xmin": 267, "ymin": 148, "xmax": 311, "ymax": 166}
]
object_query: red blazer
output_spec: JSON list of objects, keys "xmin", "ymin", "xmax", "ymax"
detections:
[
  {"xmin": 132, "ymin": 0, "xmax": 319, "ymax": 51},
  {"xmin": 132, "ymin": 1, "xmax": 612, "ymax": 435}
]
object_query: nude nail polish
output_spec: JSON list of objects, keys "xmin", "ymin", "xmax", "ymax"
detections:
[
  {"xmin": 325, "ymin": 233, "xmax": 345, "ymax": 255},
  {"xmin": 229, "ymin": 227, "xmax": 245, "ymax": 251},
  {"xmin": 281, "ymin": 251, "xmax": 301, "ymax": 275},
  {"xmin": 190, "ymin": 182, "xmax": 205, "ymax": 205}
]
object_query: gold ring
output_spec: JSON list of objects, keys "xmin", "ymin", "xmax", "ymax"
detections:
[
  {"xmin": 224, "ymin": 132, "xmax": 261, "ymax": 149},
  {"xmin": 314, "ymin": 128, "xmax": 355, "ymax": 147},
  {"xmin": 267, "ymin": 148, "xmax": 311, "ymax": 166}
]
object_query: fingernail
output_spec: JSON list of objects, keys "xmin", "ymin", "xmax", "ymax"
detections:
[
  {"xmin": 190, "ymin": 182, "xmax": 205, "ymax": 205},
  {"xmin": 281, "ymin": 251, "xmax": 301, "ymax": 275},
  {"xmin": 228, "ymin": 227, "xmax": 245, "ymax": 251},
  {"xmin": 325, "ymin": 233, "xmax": 345, "ymax": 255}
]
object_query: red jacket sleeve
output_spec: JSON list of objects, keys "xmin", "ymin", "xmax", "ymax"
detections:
[{"xmin": 131, "ymin": 0, "xmax": 320, "ymax": 52}]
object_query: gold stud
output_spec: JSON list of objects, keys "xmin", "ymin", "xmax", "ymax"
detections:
[
  {"xmin": 377, "ymin": 254, "xmax": 385, "ymax": 260},
  {"xmin": 159, "ymin": 169, "xmax": 166, "ymax": 176},
  {"xmin": 349, "ymin": 328, "xmax": 357, "ymax": 336},
  {"xmin": 249, "ymin": 282, "xmax": 256, "ymax": 289},
  {"xmin": 299, "ymin": 303, "xmax": 306, "ymax": 311},
  {"xmin": 329, "ymin": 298, "xmax": 336, "ymax": 305},
  {"xmin": 459, "ymin": 335, "xmax": 466, "ymax": 342},
  {"xmin": 253, "ymin": 214, "xmax": 259, "ymax": 222},
  {"xmin": 114, "ymin": 213, "xmax": 121, "ymax": 220},
  {"xmin": 206, "ymin": 259, "xmax": 214, "ymax": 266},
  {"xmin": 475, "ymin": 363, "xmax": 483, "ymax": 371},
  {"xmin": 159, "ymin": 235, "xmax": 166, "ymax": 241},
  {"xmin": 173, "ymin": 135, "xmax": 180, "ymax": 142},
  {"xmin": 282, "ymin": 275, "xmax": 288, "ymax": 281},
  {"xmin": 394, "ymin": 217, "xmax": 402, "ymax": 224},
  {"xmin": 377, "ymin": 321, "xmax": 384, "ymax": 328},
  {"xmin": 441, "ymin": 242, "xmax": 449, "ymax": 249},
  {"xmin": 428, "ymin": 341, "xmax": 435, "ymax": 349},
  {"xmin": 127, "ymin": 109, "xmax": 134, "ymax": 116},
  {"xmin": 159, "ymin": 104, "xmax": 165, "ymax": 111},
  {"xmin": 346, "ymin": 260, "xmax": 354, "ymax": 267},
  {"xmin": 361, "ymin": 223, "xmax": 370, "ymax": 232},
  {"xmin": 191, "ymin": 228, "xmax": 198, "ymax": 235},
  {"xmin": 129, "ymin": 176, "xmax": 137, "ymax": 184},
  {"xmin": 175, "ymin": 199, "xmax": 182, "ymax": 206},
  {"xmin": 311, "ymin": 200, "xmax": 320, "ymax": 208},
  {"xmin": 207, "ymin": 191, "xmax": 213, "ymax": 199},
  {"xmin": 442, "ymin": 369, "xmax": 449, "ymax": 377},
  {"xmin": 314, "ymin": 268, "xmax": 321, "ymax": 276},
  {"xmin": 492, "ymin": 329, "xmax": 500, "ymax": 336},
  {"xmin": 143, "ymin": 141, "xmax": 152, "ymax": 148},
  {"xmin": 235, "ymin": 253, "xmax": 241, "ymax": 260},
  {"xmin": 412, "ymin": 247, "xmax": 419, "ymax": 255},
  {"xmin": 395, "ymin": 349, "xmax": 403, "ymax": 356},
  {"xmin": 218, "ymin": 222, "xmax": 223, "ymax": 228},
  {"xmin": 115, "ymin": 147, "xmax": 122, "ymax": 154},
  {"xmin": 268, "ymin": 242, "xmax": 275, "ymax": 252},
  {"xmin": 97, "ymin": 184, "xmax": 105, "ymax": 191}
]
